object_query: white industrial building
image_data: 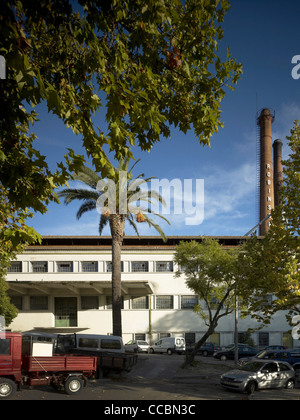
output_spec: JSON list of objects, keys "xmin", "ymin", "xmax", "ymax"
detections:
[{"xmin": 5, "ymin": 235, "xmax": 298, "ymax": 348}]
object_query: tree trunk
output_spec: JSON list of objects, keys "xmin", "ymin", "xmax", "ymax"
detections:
[
  {"xmin": 109, "ymin": 214, "xmax": 125, "ymax": 337},
  {"xmin": 183, "ymin": 326, "xmax": 216, "ymax": 368}
]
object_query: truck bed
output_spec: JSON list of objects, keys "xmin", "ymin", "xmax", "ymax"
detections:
[
  {"xmin": 68, "ymin": 348, "xmax": 138, "ymax": 371},
  {"xmin": 22, "ymin": 355, "xmax": 97, "ymax": 373}
]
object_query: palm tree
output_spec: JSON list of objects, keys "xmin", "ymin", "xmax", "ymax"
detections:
[{"xmin": 58, "ymin": 158, "xmax": 169, "ymax": 337}]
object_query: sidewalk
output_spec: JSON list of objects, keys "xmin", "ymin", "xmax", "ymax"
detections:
[{"xmin": 173, "ymin": 356, "xmax": 234, "ymax": 384}]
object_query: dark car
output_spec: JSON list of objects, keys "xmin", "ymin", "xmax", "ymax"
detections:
[
  {"xmin": 264, "ymin": 345, "xmax": 286, "ymax": 351},
  {"xmin": 186, "ymin": 342, "xmax": 221, "ymax": 356},
  {"xmin": 214, "ymin": 345, "xmax": 258, "ymax": 361},
  {"xmin": 198, "ymin": 343, "xmax": 221, "ymax": 356},
  {"xmin": 239, "ymin": 349, "xmax": 300, "ymax": 367}
]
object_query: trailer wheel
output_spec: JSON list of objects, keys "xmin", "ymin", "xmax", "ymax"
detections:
[
  {"xmin": 0, "ymin": 378, "xmax": 17, "ymax": 399},
  {"xmin": 64, "ymin": 376, "xmax": 83, "ymax": 395}
]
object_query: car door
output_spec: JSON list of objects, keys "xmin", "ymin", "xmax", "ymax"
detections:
[
  {"xmin": 261, "ymin": 362, "xmax": 281, "ymax": 388},
  {"xmin": 154, "ymin": 340, "xmax": 163, "ymax": 352},
  {"xmin": 278, "ymin": 363, "xmax": 293, "ymax": 387},
  {"xmin": 0, "ymin": 337, "xmax": 13, "ymax": 373}
]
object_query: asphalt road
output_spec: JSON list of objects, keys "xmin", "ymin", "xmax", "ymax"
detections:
[{"xmin": 6, "ymin": 353, "xmax": 300, "ymax": 402}]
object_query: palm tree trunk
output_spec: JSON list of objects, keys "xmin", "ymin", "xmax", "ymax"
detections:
[{"xmin": 109, "ymin": 213, "xmax": 125, "ymax": 337}]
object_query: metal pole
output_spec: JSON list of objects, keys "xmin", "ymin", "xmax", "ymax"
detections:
[{"xmin": 234, "ymin": 293, "xmax": 239, "ymax": 367}]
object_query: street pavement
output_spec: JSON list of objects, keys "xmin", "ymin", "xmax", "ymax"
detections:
[{"xmin": 7, "ymin": 353, "xmax": 300, "ymax": 401}]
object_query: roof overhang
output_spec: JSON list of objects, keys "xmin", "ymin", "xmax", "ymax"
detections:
[{"xmin": 7, "ymin": 280, "xmax": 154, "ymax": 295}]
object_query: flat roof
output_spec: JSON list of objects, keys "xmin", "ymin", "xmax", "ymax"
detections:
[{"xmin": 27, "ymin": 235, "xmax": 256, "ymax": 250}]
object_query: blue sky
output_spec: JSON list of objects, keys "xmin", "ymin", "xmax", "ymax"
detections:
[{"xmin": 29, "ymin": 0, "xmax": 300, "ymax": 238}]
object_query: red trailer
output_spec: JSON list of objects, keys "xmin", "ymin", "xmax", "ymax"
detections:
[{"xmin": 0, "ymin": 333, "xmax": 97, "ymax": 399}]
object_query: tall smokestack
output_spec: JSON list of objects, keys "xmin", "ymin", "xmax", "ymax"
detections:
[
  {"xmin": 257, "ymin": 108, "xmax": 275, "ymax": 236},
  {"xmin": 273, "ymin": 139, "xmax": 283, "ymax": 207}
]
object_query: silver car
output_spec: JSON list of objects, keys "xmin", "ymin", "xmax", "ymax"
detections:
[
  {"xmin": 125, "ymin": 340, "xmax": 150, "ymax": 353},
  {"xmin": 220, "ymin": 360, "xmax": 295, "ymax": 394}
]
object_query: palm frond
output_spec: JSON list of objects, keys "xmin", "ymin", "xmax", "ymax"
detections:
[
  {"xmin": 76, "ymin": 200, "xmax": 97, "ymax": 220},
  {"xmin": 143, "ymin": 214, "xmax": 168, "ymax": 243},
  {"xmin": 58, "ymin": 188, "xmax": 99, "ymax": 205},
  {"xmin": 125, "ymin": 213, "xmax": 140, "ymax": 237},
  {"xmin": 72, "ymin": 165, "xmax": 101, "ymax": 189},
  {"xmin": 99, "ymin": 214, "xmax": 109, "ymax": 235}
]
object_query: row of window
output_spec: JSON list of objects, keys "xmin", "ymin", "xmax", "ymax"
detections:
[
  {"xmin": 8, "ymin": 261, "xmax": 174, "ymax": 273},
  {"xmin": 10, "ymin": 295, "xmax": 198, "ymax": 311}
]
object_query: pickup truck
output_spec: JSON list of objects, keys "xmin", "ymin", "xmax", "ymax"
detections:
[
  {"xmin": 0, "ymin": 333, "xmax": 97, "ymax": 399},
  {"xmin": 56, "ymin": 333, "xmax": 138, "ymax": 378}
]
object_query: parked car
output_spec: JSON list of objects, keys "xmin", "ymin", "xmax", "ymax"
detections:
[
  {"xmin": 239, "ymin": 349, "xmax": 300, "ymax": 367},
  {"xmin": 264, "ymin": 345, "xmax": 286, "ymax": 350},
  {"xmin": 149, "ymin": 337, "xmax": 186, "ymax": 355},
  {"xmin": 214, "ymin": 345, "xmax": 258, "ymax": 361},
  {"xmin": 288, "ymin": 348, "xmax": 300, "ymax": 354},
  {"xmin": 125, "ymin": 340, "xmax": 150, "ymax": 353},
  {"xmin": 186, "ymin": 342, "xmax": 221, "ymax": 356},
  {"xmin": 220, "ymin": 360, "xmax": 295, "ymax": 394}
]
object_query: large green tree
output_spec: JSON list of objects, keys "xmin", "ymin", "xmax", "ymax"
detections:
[
  {"xmin": 1, "ymin": 0, "xmax": 242, "ymax": 217},
  {"xmin": 58, "ymin": 158, "xmax": 169, "ymax": 337},
  {"xmin": 0, "ymin": 0, "xmax": 242, "ymax": 322},
  {"xmin": 174, "ymin": 238, "xmax": 242, "ymax": 366}
]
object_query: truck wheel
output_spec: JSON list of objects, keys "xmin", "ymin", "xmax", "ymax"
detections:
[
  {"xmin": 0, "ymin": 378, "xmax": 17, "ymax": 399},
  {"xmin": 167, "ymin": 349, "xmax": 173, "ymax": 355},
  {"xmin": 64, "ymin": 376, "xmax": 84, "ymax": 395}
]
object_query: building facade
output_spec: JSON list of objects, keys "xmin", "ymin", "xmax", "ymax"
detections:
[{"xmin": 5, "ymin": 236, "xmax": 298, "ymax": 348}]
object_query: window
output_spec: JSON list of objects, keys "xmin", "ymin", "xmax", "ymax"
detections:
[
  {"xmin": 30, "ymin": 296, "xmax": 48, "ymax": 310},
  {"xmin": 264, "ymin": 363, "xmax": 278, "ymax": 373},
  {"xmin": 131, "ymin": 296, "xmax": 149, "ymax": 310},
  {"xmin": 101, "ymin": 339, "xmax": 122, "ymax": 350},
  {"xmin": 57, "ymin": 262, "xmax": 73, "ymax": 272},
  {"xmin": 82, "ymin": 262, "xmax": 98, "ymax": 272},
  {"xmin": 156, "ymin": 296, "xmax": 174, "ymax": 310},
  {"xmin": 185, "ymin": 333, "xmax": 196, "ymax": 345},
  {"xmin": 81, "ymin": 296, "xmax": 99, "ymax": 310},
  {"xmin": 8, "ymin": 261, "xmax": 22, "ymax": 273},
  {"xmin": 106, "ymin": 296, "xmax": 124, "ymax": 310},
  {"xmin": 135, "ymin": 334, "xmax": 146, "ymax": 341},
  {"xmin": 259, "ymin": 332, "xmax": 269, "ymax": 347},
  {"xmin": 106, "ymin": 262, "xmax": 124, "ymax": 272},
  {"xmin": 55, "ymin": 297, "xmax": 77, "ymax": 327},
  {"xmin": 131, "ymin": 261, "xmax": 148, "ymax": 272},
  {"xmin": 181, "ymin": 295, "xmax": 198, "ymax": 309},
  {"xmin": 156, "ymin": 262, "xmax": 173, "ymax": 272},
  {"xmin": 10, "ymin": 296, "xmax": 22, "ymax": 310},
  {"xmin": 0, "ymin": 339, "xmax": 10, "ymax": 355},
  {"xmin": 279, "ymin": 363, "xmax": 292, "ymax": 372},
  {"xmin": 32, "ymin": 262, "xmax": 48, "ymax": 272},
  {"xmin": 79, "ymin": 338, "xmax": 98, "ymax": 349}
]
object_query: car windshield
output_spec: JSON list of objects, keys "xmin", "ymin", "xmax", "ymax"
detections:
[
  {"xmin": 256, "ymin": 350, "xmax": 269, "ymax": 359},
  {"xmin": 239, "ymin": 361, "xmax": 266, "ymax": 372},
  {"xmin": 139, "ymin": 341, "xmax": 148, "ymax": 345}
]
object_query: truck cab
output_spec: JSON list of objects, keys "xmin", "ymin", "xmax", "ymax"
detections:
[{"xmin": 0, "ymin": 333, "xmax": 22, "ymax": 382}]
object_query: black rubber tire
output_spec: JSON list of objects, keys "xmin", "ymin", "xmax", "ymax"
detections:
[
  {"xmin": 0, "ymin": 378, "xmax": 17, "ymax": 399},
  {"xmin": 64, "ymin": 376, "xmax": 84, "ymax": 395},
  {"xmin": 246, "ymin": 381, "xmax": 256, "ymax": 395}
]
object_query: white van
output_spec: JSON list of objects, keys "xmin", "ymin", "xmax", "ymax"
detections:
[
  {"xmin": 57, "ymin": 333, "xmax": 124, "ymax": 354},
  {"xmin": 150, "ymin": 337, "xmax": 186, "ymax": 355}
]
